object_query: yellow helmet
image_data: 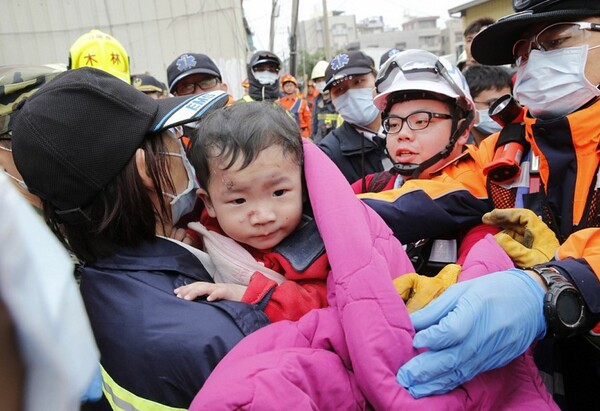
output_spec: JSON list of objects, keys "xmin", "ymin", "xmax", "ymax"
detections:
[{"xmin": 69, "ymin": 29, "xmax": 130, "ymax": 84}]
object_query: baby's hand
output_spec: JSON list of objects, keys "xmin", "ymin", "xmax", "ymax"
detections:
[
  {"xmin": 168, "ymin": 227, "xmax": 201, "ymax": 247},
  {"xmin": 174, "ymin": 282, "xmax": 247, "ymax": 302}
]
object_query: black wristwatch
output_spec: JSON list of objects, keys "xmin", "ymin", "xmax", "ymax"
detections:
[{"xmin": 529, "ymin": 266, "xmax": 587, "ymax": 337}]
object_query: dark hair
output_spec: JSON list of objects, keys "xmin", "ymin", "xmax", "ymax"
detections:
[
  {"xmin": 463, "ymin": 65, "xmax": 513, "ymax": 99},
  {"xmin": 43, "ymin": 132, "xmax": 176, "ymax": 263},
  {"xmin": 464, "ymin": 17, "xmax": 496, "ymax": 37},
  {"xmin": 190, "ymin": 102, "xmax": 303, "ymax": 190},
  {"xmin": 383, "ymin": 90, "xmax": 455, "ymax": 117}
]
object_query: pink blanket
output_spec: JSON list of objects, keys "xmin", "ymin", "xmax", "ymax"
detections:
[{"xmin": 190, "ymin": 140, "xmax": 557, "ymax": 410}]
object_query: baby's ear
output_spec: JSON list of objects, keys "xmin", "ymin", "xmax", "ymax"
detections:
[{"xmin": 197, "ymin": 188, "xmax": 216, "ymax": 217}]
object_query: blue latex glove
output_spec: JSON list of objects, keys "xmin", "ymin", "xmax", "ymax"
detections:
[
  {"xmin": 397, "ymin": 268, "xmax": 546, "ymax": 398},
  {"xmin": 80, "ymin": 364, "xmax": 103, "ymax": 403}
]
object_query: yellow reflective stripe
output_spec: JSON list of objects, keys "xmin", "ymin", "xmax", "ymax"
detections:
[{"xmin": 101, "ymin": 366, "xmax": 186, "ymax": 411}]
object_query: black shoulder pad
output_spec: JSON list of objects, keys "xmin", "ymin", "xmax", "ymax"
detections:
[{"xmin": 272, "ymin": 215, "xmax": 325, "ymax": 272}]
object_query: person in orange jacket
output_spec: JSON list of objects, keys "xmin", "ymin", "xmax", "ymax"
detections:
[
  {"xmin": 304, "ymin": 79, "xmax": 319, "ymax": 112},
  {"xmin": 277, "ymin": 74, "xmax": 312, "ymax": 137}
]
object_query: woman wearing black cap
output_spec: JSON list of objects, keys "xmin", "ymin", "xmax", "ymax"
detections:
[{"xmin": 11, "ymin": 67, "xmax": 269, "ymax": 410}]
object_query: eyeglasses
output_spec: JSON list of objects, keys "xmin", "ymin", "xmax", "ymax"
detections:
[
  {"xmin": 175, "ymin": 77, "xmax": 219, "ymax": 95},
  {"xmin": 382, "ymin": 111, "xmax": 453, "ymax": 134},
  {"xmin": 512, "ymin": 21, "xmax": 600, "ymax": 64}
]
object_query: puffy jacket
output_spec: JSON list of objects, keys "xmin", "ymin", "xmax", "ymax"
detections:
[
  {"xmin": 189, "ymin": 140, "xmax": 556, "ymax": 410},
  {"xmin": 80, "ymin": 237, "xmax": 269, "ymax": 410}
]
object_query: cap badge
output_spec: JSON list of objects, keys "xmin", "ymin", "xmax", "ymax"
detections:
[
  {"xmin": 330, "ymin": 54, "xmax": 349, "ymax": 71},
  {"xmin": 176, "ymin": 54, "xmax": 197, "ymax": 73}
]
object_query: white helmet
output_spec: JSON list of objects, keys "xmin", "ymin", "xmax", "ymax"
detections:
[
  {"xmin": 374, "ymin": 49, "xmax": 474, "ymax": 121},
  {"xmin": 311, "ymin": 60, "xmax": 329, "ymax": 80},
  {"xmin": 374, "ymin": 49, "xmax": 476, "ymax": 178}
]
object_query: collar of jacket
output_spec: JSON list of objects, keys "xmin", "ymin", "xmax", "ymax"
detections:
[
  {"xmin": 89, "ymin": 236, "xmax": 213, "ymax": 282},
  {"xmin": 335, "ymin": 122, "xmax": 384, "ymax": 155}
]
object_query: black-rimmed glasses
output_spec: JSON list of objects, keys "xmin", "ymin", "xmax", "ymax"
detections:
[
  {"xmin": 175, "ymin": 77, "xmax": 219, "ymax": 95},
  {"xmin": 382, "ymin": 111, "xmax": 452, "ymax": 134}
]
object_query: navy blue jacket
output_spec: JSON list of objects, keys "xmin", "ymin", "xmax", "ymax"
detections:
[
  {"xmin": 80, "ymin": 237, "xmax": 269, "ymax": 409},
  {"xmin": 318, "ymin": 121, "xmax": 386, "ymax": 184}
]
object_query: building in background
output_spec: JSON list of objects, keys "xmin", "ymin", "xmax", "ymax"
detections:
[
  {"xmin": 298, "ymin": 6, "xmax": 464, "ymax": 68},
  {"xmin": 449, "ymin": 0, "xmax": 512, "ymax": 25},
  {"xmin": 297, "ymin": 11, "xmax": 358, "ymax": 55},
  {"xmin": 0, "ymin": 0, "xmax": 252, "ymax": 99}
]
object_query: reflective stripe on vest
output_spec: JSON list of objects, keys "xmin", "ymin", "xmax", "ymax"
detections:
[
  {"xmin": 101, "ymin": 366, "xmax": 186, "ymax": 411},
  {"xmin": 289, "ymin": 98, "xmax": 302, "ymax": 125}
]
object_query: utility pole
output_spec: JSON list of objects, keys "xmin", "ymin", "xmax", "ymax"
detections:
[
  {"xmin": 289, "ymin": 0, "xmax": 300, "ymax": 76},
  {"xmin": 322, "ymin": 0, "xmax": 332, "ymax": 60},
  {"xmin": 269, "ymin": 0, "xmax": 279, "ymax": 52}
]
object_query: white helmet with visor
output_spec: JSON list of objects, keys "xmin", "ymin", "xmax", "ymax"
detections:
[{"xmin": 374, "ymin": 49, "xmax": 475, "ymax": 177}]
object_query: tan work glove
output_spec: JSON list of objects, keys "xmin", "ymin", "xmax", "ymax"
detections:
[
  {"xmin": 482, "ymin": 208, "xmax": 560, "ymax": 268},
  {"xmin": 393, "ymin": 264, "xmax": 461, "ymax": 313}
]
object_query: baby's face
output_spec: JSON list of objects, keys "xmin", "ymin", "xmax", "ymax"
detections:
[{"xmin": 200, "ymin": 145, "xmax": 303, "ymax": 251}]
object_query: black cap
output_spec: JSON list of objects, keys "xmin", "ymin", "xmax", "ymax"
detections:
[
  {"xmin": 132, "ymin": 73, "xmax": 167, "ymax": 95},
  {"xmin": 379, "ymin": 48, "xmax": 403, "ymax": 67},
  {"xmin": 12, "ymin": 67, "xmax": 228, "ymax": 215},
  {"xmin": 167, "ymin": 53, "xmax": 222, "ymax": 93},
  {"xmin": 472, "ymin": 0, "xmax": 600, "ymax": 65},
  {"xmin": 324, "ymin": 51, "xmax": 375, "ymax": 91},
  {"xmin": 249, "ymin": 50, "xmax": 282, "ymax": 71}
]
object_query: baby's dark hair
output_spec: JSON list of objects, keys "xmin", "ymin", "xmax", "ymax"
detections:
[
  {"xmin": 463, "ymin": 65, "xmax": 513, "ymax": 99},
  {"xmin": 190, "ymin": 102, "xmax": 303, "ymax": 190}
]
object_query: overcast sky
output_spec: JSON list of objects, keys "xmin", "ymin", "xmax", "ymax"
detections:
[{"xmin": 243, "ymin": 0, "xmax": 467, "ymax": 59}]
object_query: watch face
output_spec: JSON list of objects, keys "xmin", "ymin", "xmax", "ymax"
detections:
[{"xmin": 556, "ymin": 291, "xmax": 582, "ymax": 326}]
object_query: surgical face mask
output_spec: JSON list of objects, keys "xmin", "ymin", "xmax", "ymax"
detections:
[
  {"xmin": 514, "ymin": 45, "xmax": 600, "ymax": 120},
  {"xmin": 333, "ymin": 87, "xmax": 379, "ymax": 126},
  {"xmin": 0, "ymin": 145, "xmax": 28, "ymax": 190},
  {"xmin": 161, "ymin": 144, "xmax": 199, "ymax": 224},
  {"xmin": 474, "ymin": 108, "xmax": 502, "ymax": 135},
  {"xmin": 315, "ymin": 81, "xmax": 326, "ymax": 93},
  {"xmin": 253, "ymin": 70, "xmax": 278, "ymax": 85}
]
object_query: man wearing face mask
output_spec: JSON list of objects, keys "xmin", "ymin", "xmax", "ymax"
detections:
[
  {"xmin": 239, "ymin": 50, "xmax": 282, "ymax": 103},
  {"xmin": 359, "ymin": 1, "xmax": 600, "ymax": 409},
  {"xmin": 463, "ymin": 64, "xmax": 514, "ymax": 145},
  {"xmin": 310, "ymin": 60, "xmax": 342, "ymax": 143},
  {"xmin": 318, "ymin": 51, "xmax": 390, "ymax": 184}
]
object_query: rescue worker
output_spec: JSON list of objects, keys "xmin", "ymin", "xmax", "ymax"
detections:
[
  {"xmin": 359, "ymin": 1, "xmax": 600, "ymax": 409},
  {"xmin": 304, "ymin": 79, "xmax": 319, "ymax": 111},
  {"xmin": 239, "ymin": 50, "xmax": 281, "ymax": 103},
  {"xmin": 277, "ymin": 73, "xmax": 311, "ymax": 137},
  {"xmin": 318, "ymin": 51, "xmax": 389, "ymax": 184},
  {"xmin": 310, "ymin": 60, "xmax": 342, "ymax": 143},
  {"xmin": 69, "ymin": 29, "xmax": 130, "ymax": 83},
  {"xmin": 132, "ymin": 73, "xmax": 168, "ymax": 99}
]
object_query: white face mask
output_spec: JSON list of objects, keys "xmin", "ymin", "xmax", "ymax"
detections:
[
  {"xmin": 333, "ymin": 87, "xmax": 379, "ymax": 126},
  {"xmin": 161, "ymin": 144, "xmax": 199, "ymax": 224},
  {"xmin": 514, "ymin": 45, "xmax": 600, "ymax": 120},
  {"xmin": 474, "ymin": 108, "xmax": 502, "ymax": 135},
  {"xmin": 253, "ymin": 70, "xmax": 278, "ymax": 85},
  {"xmin": 315, "ymin": 81, "xmax": 326, "ymax": 93}
]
